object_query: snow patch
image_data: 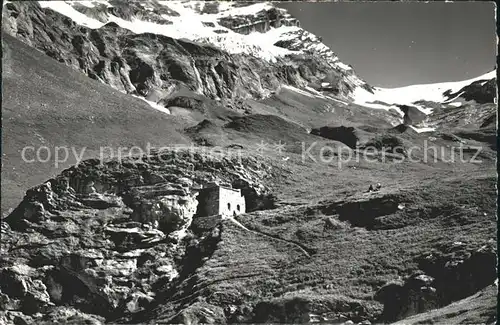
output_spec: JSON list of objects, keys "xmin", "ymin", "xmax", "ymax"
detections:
[
  {"xmin": 106, "ymin": 14, "xmax": 172, "ymax": 33},
  {"xmin": 352, "ymin": 88, "xmax": 394, "ymax": 111},
  {"xmin": 132, "ymin": 95, "xmax": 171, "ymax": 115},
  {"xmin": 412, "ymin": 105, "xmax": 434, "ymax": 115},
  {"xmin": 282, "ymin": 85, "xmax": 350, "ymax": 106},
  {"xmin": 325, "ymin": 95, "xmax": 349, "ymax": 106},
  {"xmin": 281, "ymin": 85, "xmax": 316, "ymax": 98},
  {"xmin": 443, "ymin": 91, "xmax": 465, "ymax": 103},
  {"xmin": 66, "ymin": 1, "xmax": 96, "ymax": 8},
  {"xmin": 359, "ymin": 102, "xmax": 392, "ymax": 110},
  {"xmin": 216, "ymin": 2, "xmax": 274, "ymax": 16},
  {"xmin": 304, "ymin": 86, "xmax": 328, "ymax": 99}
]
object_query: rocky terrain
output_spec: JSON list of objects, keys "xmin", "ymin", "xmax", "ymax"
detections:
[
  {"xmin": 1, "ymin": 149, "xmax": 279, "ymax": 324},
  {"xmin": 1, "ymin": 1, "xmax": 497, "ymax": 324},
  {"xmin": 2, "ymin": 1, "xmax": 372, "ymax": 104}
]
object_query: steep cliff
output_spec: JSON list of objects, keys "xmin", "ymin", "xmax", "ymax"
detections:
[
  {"xmin": 1, "ymin": 2, "xmax": 497, "ymax": 324},
  {"xmin": 2, "ymin": 1, "xmax": 372, "ymax": 104}
]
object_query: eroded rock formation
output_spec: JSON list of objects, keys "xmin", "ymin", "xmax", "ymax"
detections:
[{"xmin": 1, "ymin": 149, "xmax": 276, "ymax": 323}]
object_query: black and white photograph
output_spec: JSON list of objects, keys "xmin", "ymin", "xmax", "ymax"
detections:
[{"xmin": 0, "ymin": 1, "xmax": 497, "ymax": 324}]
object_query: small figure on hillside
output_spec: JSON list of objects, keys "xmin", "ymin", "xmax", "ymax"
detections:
[
  {"xmin": 368, "ymin": 184, "xmax": 374, "ymax": 192},
  {"xmin": 323, "ymin": 217, "xmax": 337, "ymax": 231},
  {"xmin": 375, "ymin": 183, "xmax": 382, "ymax": 191},
  {"xmin": 153, "ymin": 220, "xmax": 159, "ymax": 229}
]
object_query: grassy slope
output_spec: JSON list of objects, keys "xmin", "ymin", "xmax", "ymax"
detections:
[
  {"xmin": 249, "ymin": 87, "xmax": 400, "ymax": 131},
  {"xmin": 1, "ymin": 33, "xmax": 192, "ymax": 214}
]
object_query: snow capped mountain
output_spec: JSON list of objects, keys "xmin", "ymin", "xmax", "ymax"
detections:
[
  {"xmin": 3, "ymin": 0, "xmax": 373, "ymax": 104},
  {"xmin": 353, "ymin": 70, "xmax": 497, "ymax": 114}
]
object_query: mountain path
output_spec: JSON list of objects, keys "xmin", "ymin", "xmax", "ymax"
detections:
[{"xmin": 223, "ymin": 215, "xmax": 312, "ymax": 257}]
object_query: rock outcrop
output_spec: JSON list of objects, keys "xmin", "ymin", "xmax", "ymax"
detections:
[
  {"xmin": 375, "ymin": 273, "xmax": 439, "ymax": 322},
  {"xmin": 217, "ymin": 7, "xmax": 300, "ymax": 35},
  {"xmin": 376, "ymin": 240, "xmax": 497, "ymax": 322},
  {"xmin": 397, "ymin": 105, "xmax": 427, "ymax": 126},
  {"xmin": 1, "ymin": 149, "xmax": 276, "ymax": 323},
  {"xmin": 2, "ymin": 1, "xmax": 371, "ymax": 104}
]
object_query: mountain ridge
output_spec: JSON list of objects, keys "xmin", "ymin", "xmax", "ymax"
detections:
[{"xmin": 2, "ymin": 0, "xmax": 373, "ymax": 105}]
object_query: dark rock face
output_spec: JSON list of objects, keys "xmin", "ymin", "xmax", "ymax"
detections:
[
  {"xmin": 310, "ymin": 126, "xmax": 360, "ymax": 149},
  {"xmin": 417, "ymin": 241, "xmax": 497, "ymax": 306},
  {"xmin": 480, "ymin": 113, "xmax": 496, "ymax": 128},
  {"xmin": 2, "ymin": 1, "xmax": 367, "ymax": 104},
  {"xmin": 363, "ymin": 134, "xmax": 407, "ymax": 156},
  {"xmin": 251, "ymin": 297, "xmax": 312, "ymax": 323},
  {"xmin": 455, "ymin": 128, "xmax": 497, "ymax": 150},
  {"xmin": 321, "ymin": 193, "xmax": 402, "ymax": 230},
  {"xmin": 443, "ymin": 78, "xmax": 497, "ymax": 104},
  {"xmin": 375, "ymin": 273, "xmax": 438, "ymax": 322},
  {"xmin": 224, "ymin": 114, "xmax": 306, "ymax": 135},
  {"xmin": 251, "ymin": 296, "xmax": 369, "ymax": 324},
  {"xmin": 1, "ymin": 150, "xmax": 275, "ymax": 324},
  {"xmin": 185, "ymin": 119, "xmax": 225, "ymax": 147},
  {"xmin": 390, "ymin": 124, "xmax": 411, "ymax": 133}
]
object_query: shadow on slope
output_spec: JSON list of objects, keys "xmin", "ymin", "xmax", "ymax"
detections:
[
  {"xmin": 227, "ymin": 174, "xmax": 496, "ymax": 323},
  {"xmin": 185, "ymin": 114, "xmax": 330, "ymax": 154},
  {"xmin": 392, "ymin": 284, "xmax": 496, "ymax": 325},
  {"xmin": 250, "ymin": 86, "xmax": 399, "ymax": 131}
]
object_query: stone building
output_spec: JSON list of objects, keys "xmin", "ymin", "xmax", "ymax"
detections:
[{"xmin": 196, "ymin": 183, "xmax": 246, "ymax": 217}]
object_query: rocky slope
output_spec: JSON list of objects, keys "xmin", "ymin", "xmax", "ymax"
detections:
[{"xmin": 1, "ymin": 1, "xmax": 497, "ymax": 324}]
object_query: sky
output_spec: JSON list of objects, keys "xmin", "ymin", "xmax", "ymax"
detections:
[{"xmin": 276, "ymin": 2, "xmax": 497, "ymax": 87}]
